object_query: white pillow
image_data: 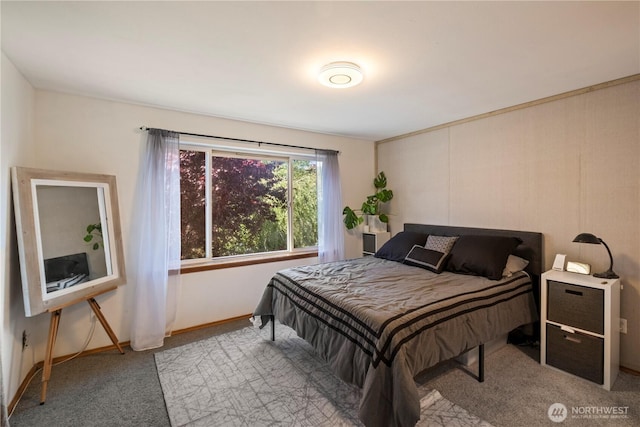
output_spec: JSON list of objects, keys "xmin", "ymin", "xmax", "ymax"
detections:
[{"xmin": 503, "ymin": 255, "xmax": 529, "ymax": 277}]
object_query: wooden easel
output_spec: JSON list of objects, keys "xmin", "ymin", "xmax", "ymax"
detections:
[{"xmin": 40, "ymin": 286, "xmax": 124, "ymax": 404}]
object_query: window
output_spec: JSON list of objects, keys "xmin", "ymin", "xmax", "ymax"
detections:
[{"xmin": 180, "ymin": 145, "xmax": 318, "ymax": 261}]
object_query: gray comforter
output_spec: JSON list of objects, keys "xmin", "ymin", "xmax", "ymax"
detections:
[{"xmin": 253, "ymin": 257, "xmax": 537, "ymax": 426}]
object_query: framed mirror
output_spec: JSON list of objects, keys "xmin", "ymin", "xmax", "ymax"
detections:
[{"xmin": 11, "ymin": 167, "xmax": 126, "ymax": 316}]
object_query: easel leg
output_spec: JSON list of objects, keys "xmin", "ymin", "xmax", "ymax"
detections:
[
  {"xmin": 41, "ymin": 309, "xmax": 62, "ymax": 404},
  {"xmin": 88, "ymin": 298, "xmax": 124, "ymax": 354},
  {"xmin": 39, "ymin": 287, "xmax": 122, "ymax": 404}
]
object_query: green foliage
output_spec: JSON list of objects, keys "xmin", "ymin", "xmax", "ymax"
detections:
[
  {"xmin": 83, "ymin": 223, "xmax": 102, "ymax": 250},
  {"xmin": 373, "ymin": 172, "xmax": 387, "ymax": 189},
  {"xmin": 342, "ymin": 206, "xmax": 364, "ymax": 228},
  {"xmin": 179, "ymin": 151, "xmax": 319, "ymax": 259},
  {"xmin": 292, "ymin": 160, "xmax": 318, "ymax": 248},
  {"xmin": 210, "ymin": 156, "xmax": 286, "ymax": 257},
  {"xmin": 257, "ymin": 160, "xmax": 318, "ymax": 250},
  {"xmin": 343, "ymin": 171, "xmax": 393, "ymax": 230},
  {"xmin": 180, "ymin": 150, "xmax": 207, "ymax": 259}
]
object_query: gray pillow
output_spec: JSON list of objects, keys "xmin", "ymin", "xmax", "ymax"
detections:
[
  {"xmin": 425, "ymin": 235, "xmax": 458, "ymax": 253},
  {"xmin": 404, "ymin": 245, "xmax": 451, "ymax": 273}
]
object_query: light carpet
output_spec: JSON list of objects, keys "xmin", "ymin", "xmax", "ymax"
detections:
[{"xmin": 155, "ymin": 323, "xmax": 492, "ymax": 426}]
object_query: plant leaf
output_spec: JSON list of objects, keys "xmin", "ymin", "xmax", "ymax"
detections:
[
  {"xmin": 343, "ymin": 206, "xmax": 362, "ymax": 230},
  {"xmin": 379, "ymin": 213, "xmax": 389, "ymax": 223},
  {"xmin": 361, "ymin": 201, "xmax": 377, "ymax": 215},
  {"xmin": 84, "ymin": 235, "xmax": 93, "ymax": 242},
  {"xmin": 373, "ymin": 171, "xmax": 387, "ymax": 189},
  {"xmin": 377, "ymin": 189, "xmax": 393, "ymax": 203},
  {"xmin": 93, "ymin": 243, "xmax": 99, "ymax": 250}
]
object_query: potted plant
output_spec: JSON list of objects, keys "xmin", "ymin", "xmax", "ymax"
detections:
[
  {"xmin": 343, "ymin": 171, "xmax": 393, "ymax": 231},
  {"xmin": 83, "ymin": 223, "xmax": 103, "ymax": 250}
]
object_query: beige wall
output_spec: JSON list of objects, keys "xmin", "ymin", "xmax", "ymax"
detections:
[
  {"xmin": 1, "ymin": 52, "xmax": 37, "ymax": 409},
  {"xmin": 377, "ymin": 79, "xmax": 640, "ymax": 370}
]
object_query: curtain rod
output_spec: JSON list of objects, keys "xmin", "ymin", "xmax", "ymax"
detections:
[{"xmin": 139, "ymin": 126, "xmax": 339, "ymax": 155}]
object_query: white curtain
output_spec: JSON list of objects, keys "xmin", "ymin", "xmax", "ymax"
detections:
[
  {"xmin": 130, "ymin": 129, "xmax": 181, "ymax": 351},
  {"xmin": 317, "ymin": 150, "xmax": 345, "ymax": 263}
]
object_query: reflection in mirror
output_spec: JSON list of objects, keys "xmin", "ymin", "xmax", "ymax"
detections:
[
  {"xmin": 12, "ymin": 168, "xmax": 126, "ymax": 316},
  {"xmin": 35, "ymin": 184, "xmax": 112, "ymax": 298}
]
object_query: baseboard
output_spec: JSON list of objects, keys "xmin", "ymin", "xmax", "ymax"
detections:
[
  {"xmin": 620, "ymin": 366, "xmax": 640, "ymax": 376},
  {"xmin": 8, "ymin": 364, "xmax": 38, "ymax": 417},
  {"xmin": 171, "ymin": 313, "xmax": 251, "ymax": 335},
  {"xmin": 8, "ymin": 313, "xmax": 252, "ymax": 417}
]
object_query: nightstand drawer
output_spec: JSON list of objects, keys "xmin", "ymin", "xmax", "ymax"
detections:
[
  {"xmin": 362, "ymin": 232, "xmax": 390, "ymax": 256},
  {"xmin": 547, "ymin": 280, "xmax": 604, "ymax": 334},
  {"xmin": 363, "ymin": 233, "xmax": 377, "ymax": 254},
  {"xmin": 546, "ymin": 324, "xmax": 604, "ymax": 384}
]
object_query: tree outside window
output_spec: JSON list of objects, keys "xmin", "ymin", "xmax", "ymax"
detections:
[{"xmin": 180, "ymin": 148, "xmax": 318, "ymax": 260}]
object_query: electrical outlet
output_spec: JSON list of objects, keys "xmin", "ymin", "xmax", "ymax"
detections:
[
  {"xmin": 22, "ymin": 330, "xmax": 28, "ymax": 350},
  {"xmin": 620, "ymin": 318, "xmax": 627, "ymax": 334}
]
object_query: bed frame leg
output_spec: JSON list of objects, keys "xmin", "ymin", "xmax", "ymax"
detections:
[
  {"xmin": 270, "ymin": 315, "xmax": 275, "ymax": 341},
  {"xmin": 478, "ymin": 344, "xmax": 485, "ymax": 382}
]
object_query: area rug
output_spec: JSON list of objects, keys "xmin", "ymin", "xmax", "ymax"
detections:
[{"xmin": 155, "ymin": 323, "xmax": 492, "ymax": 426}]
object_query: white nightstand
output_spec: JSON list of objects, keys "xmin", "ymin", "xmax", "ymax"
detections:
[
  {"xmin": 362, "ymin": 231, "xmax": 390, "ymax": 256},
  {"xmin": 540, "ymin": 270, "xmax": 620, "ymax": 390}
]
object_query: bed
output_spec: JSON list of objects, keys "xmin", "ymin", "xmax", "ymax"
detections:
[
  {"xmin": 44, "ymin": 252, "xmax": 90, "ymax": 293},
  {"xmin": 253, "ymin": 223, "xmax": 543, "ymax": 426}
]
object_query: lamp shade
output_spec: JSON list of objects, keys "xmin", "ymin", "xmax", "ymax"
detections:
[
  {"xmin": 572, "ymin": 233, "xmax": 601, "ymax": 244},
  {"xmin": 572, "ymin": 233, "xmax": 619, "ymax": 279}
]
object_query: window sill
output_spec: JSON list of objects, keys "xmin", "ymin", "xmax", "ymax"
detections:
[{"xmin": 180, "ymin": 250, "xmax": 318, "ymax": 274}]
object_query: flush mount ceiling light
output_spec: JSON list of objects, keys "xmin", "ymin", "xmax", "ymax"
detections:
[{"xmin": 318, "ymin": 62, "xmax": 363, "ymax": 88}]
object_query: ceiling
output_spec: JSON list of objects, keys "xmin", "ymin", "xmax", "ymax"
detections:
[{"xmin": 2, "ymin": 1, "xmax": 639, "ymax": 141}]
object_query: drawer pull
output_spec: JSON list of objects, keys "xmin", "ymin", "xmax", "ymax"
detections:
[
  {"xmin": 563, "ymin": 335, "xmax": 582, "ymax": 344},
  {"xmin": 565, "ymin": 289, "xmax": 583, "ymax": 296}
]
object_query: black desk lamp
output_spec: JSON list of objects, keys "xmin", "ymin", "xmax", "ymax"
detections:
[{"xmin": 572, "ymin": 233, "xmax": 619, "ymax": 279}]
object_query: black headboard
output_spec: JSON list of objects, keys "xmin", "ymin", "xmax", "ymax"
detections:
[
  {"xmin": 403, "ymin": 223, "xmax": 544, "ymax": 286},
  {"xmin": 44, "ymin": 252, "xmax": 90, "ymax": 282}
]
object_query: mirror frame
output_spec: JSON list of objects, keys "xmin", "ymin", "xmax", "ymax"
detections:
[{"xmin": 11, "ymin": 167, "xmax": 126, "ymax": 316}]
